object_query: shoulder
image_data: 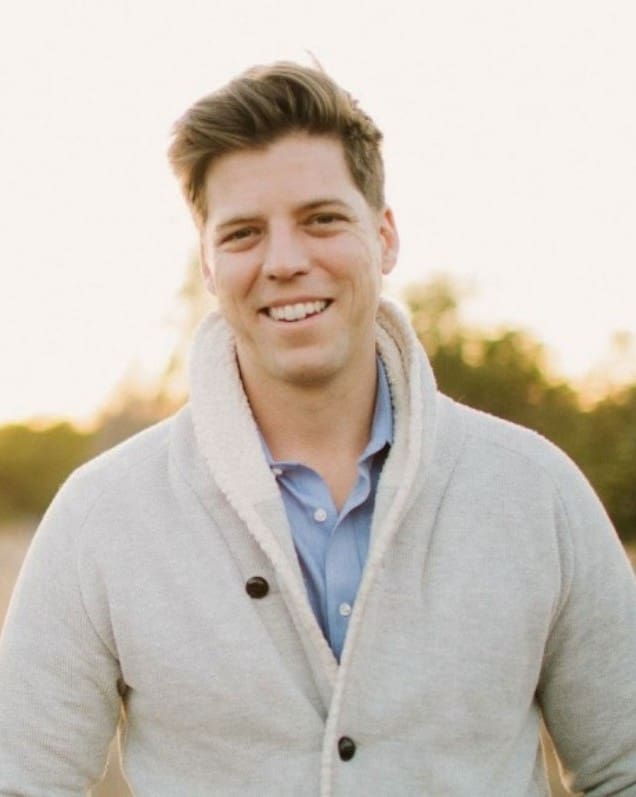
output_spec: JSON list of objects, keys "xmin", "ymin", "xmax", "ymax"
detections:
[
  {"xmin": 46, "ymin": 412, "xmax": 188, "ymax": 541},
  {"xmin": 441, "ymin": 395, "xmax": 610, "ymax": 533},
  {"xmin": 68, "ymin": 415, "xmax": 173, "ymax": 495},
  {"xmin": 437, "ymin": 396, "xmax": 629, "ymax": 627},
  {"xmin": 445, "ymin": 395, "xmax": 579, "ymax": 479}
]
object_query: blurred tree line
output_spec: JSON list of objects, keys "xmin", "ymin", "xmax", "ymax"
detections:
[
  {"xmin": 405, "ymin": 280, "xmax": 636, "ymax": 544},
  {"xmin": 1, "ymin": 277, "xmax": 634, "ymax": 544}
]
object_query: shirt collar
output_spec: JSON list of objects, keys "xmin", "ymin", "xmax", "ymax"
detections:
[{"xmin": 360, "ymin": 355, "xmax": 393, "ymax": 463}]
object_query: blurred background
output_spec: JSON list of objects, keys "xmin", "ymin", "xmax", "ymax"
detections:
[{"xmin": 1, "ymin": 2, "xmax": 635, "ymax": 794}]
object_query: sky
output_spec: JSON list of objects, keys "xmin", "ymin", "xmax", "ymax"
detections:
[{"xmin": 1, "ymin": 1, "xmax": 634, "ymax": 425}]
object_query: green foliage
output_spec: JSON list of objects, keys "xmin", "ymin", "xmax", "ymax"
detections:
[
  {"xmin": 1, "ymin": 278, "xmax": 633, "ymax": 545},
  {"xmin": 581, "ymin": 386, "xmax": 636, "ymax": 543},
  {"xmin": 405, "ymin": 279, "xmax": 635, "ymax": 543},
  {"xmin": 0, "ymin": 423, "xmax": 95, "ymax": 523}
]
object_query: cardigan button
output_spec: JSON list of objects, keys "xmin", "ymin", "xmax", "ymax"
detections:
[
  {"xmin": 338, "ymin": 736, "xmax": 356, "ymax": 761},
  {"xmin": 245, "ymin": 576, "xmax": 269, "ymax": 599}
]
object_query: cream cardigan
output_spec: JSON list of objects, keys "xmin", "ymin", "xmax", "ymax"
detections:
[{"xmin": 1, "ymin": 298, "xmax": 635, "ymax": 796}]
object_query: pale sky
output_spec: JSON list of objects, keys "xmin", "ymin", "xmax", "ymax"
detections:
[{"xmin": 1, "ymin": 1, "xmax": 634, "ymax": 425}]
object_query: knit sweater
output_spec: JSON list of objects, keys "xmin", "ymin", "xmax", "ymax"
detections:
[{"xmin": 0, "ymin": 298, "xmax": 635, "ymax": 796}]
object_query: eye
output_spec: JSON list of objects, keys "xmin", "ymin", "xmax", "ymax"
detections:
[
  {"xmin": 217, "ymin": 226, "xmax": 261, "ymax": 249},
  {"xmin": 224, "ymin": 227, "xmax": 255, "ymax": 242},
  {"xmin": 305, "ymin": 212, "xmax": 351, "ymax": 234},
  {"xmin": 309, "ymin": 213, "xmax": 343, "ymax": 225}
]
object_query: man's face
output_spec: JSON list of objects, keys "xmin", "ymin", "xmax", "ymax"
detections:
[{"xmin": 199, "ymin": 133, "xmax": 398, "ymax": 392}]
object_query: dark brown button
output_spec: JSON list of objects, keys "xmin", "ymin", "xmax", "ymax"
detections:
[
  {"xmin": 338, "ymin": 736, "xmax": 356, "ymax": 761},
  {"xmin": 245, "ymin": 576, "xmax": 269, "ymax": 599}
]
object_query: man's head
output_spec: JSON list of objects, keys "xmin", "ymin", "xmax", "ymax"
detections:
[
  {"xmin": 170, "ymin": 63, "xmax": 398, "ymax": 395},
  {"xmin": 168, "ymin": 61, "xmax": 385, "ymax": 227}
]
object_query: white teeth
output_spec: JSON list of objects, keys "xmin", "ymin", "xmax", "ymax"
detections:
[{"xmin": 268, "ymin": 300, "xmax": 328, "ymax": 322}]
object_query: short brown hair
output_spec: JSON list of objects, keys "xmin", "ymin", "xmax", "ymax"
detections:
[{"xmin": 168, "ymin": 62, "xmax": 385, "ymax": 225}]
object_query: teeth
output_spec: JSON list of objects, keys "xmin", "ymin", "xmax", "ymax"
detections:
[{"xmin": 268, "ymin": 300, "xmax": 328, "ymax": 322}]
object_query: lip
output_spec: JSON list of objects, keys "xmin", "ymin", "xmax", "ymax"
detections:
[
  {"xmin": 260, "ymin": 296, "xmax": 331, "ymax": 312},
  {"xmin": 260, "ymin": 298, "xmax": 333, "ymax": 324}
]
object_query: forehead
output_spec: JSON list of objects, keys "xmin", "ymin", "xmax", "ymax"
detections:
[{"xmin": 203, "ymin": 133, "xmax": 365, "ymax": 221}]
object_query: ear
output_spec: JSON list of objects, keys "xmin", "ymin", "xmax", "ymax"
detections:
[
  {"xmin": 378, "ymin": 207, "xmax": 399, "ymax": 276},
  {"xmin": 199, "ymin": 239, "xmax": 216, "ymax": 295}
]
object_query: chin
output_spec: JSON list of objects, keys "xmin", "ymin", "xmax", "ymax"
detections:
[{"xmin": 272, "ymin": 352, "xmax": 346, "ymax": 388}]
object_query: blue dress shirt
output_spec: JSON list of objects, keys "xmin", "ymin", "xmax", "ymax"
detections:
[{"xmin": 261, "ymin": 359, "xmax": 393, "ymax": 661}]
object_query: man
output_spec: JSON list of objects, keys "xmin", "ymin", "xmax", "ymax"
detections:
[{"xmin": 0, "ymin": 62, "xmax": 634, "ymax": 796}]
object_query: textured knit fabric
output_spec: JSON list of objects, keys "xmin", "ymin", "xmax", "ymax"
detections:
[
  {"xmin": 262, "ymin": 355, "xmax": 393, "ymax": 659},
  {"xmin": 0, "ymin": 298, "xmax": 635, "ymax": 797}
]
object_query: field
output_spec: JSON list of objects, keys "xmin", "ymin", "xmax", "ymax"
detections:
[{"xmin": 4, "ymin": 521, "xmax": 627, "ymax": 795}]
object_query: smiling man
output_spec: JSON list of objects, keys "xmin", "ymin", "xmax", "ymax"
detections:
[
  {"xmin": 0, "ymin": 62, "xmax": 635, "ymax": 796},
  {"xmin": 198, "ymin": 132, "xmax": 397, "ymax": 511}
]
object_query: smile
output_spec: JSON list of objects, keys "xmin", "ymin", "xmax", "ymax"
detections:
[{"xmin": 266, "ymin": 300, "xmax": 330, "ymax": 322}]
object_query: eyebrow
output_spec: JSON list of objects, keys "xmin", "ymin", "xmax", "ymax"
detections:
[
  {"xmin": 214, "ymin": 214, "xmax": 262, "ymax": 233},
  {"xmin": 298, "ymin": 198, "xmax": 352, "ymax": 212},
  {"xmin": 214, "ymin": 198, "xmax": 353, "ymax": 232}
]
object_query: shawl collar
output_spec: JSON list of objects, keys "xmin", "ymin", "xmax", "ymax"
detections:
[{"xmin": 188, "ymin": 296, "xmax": 441, "ymax": 691}]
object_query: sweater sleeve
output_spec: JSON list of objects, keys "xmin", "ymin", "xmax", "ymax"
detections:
[
  {"xmin": 0, "ymin": 479, "xmax": 122, "ymax": 796},
  {"xmin": 537, "ymin": 461, "xmax": 636, "ymax": 796}
]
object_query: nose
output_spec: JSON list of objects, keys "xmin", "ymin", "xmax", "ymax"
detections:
[{"xmin": 262, "ymin": 225, "xmax": 310, "ymax": 280}]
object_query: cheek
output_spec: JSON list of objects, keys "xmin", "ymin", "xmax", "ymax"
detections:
[
  {"xmin": 317, "ymin": 237, "xmax": 377, "ymax": 278},
  {"xmin": 212, "ymin": 257, "xmax": 254, "ymax": 300}
]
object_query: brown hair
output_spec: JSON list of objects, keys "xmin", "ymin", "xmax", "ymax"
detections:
[{"xmin": 168, "ymin": 61, "xmax": 385, "ymax": 225}]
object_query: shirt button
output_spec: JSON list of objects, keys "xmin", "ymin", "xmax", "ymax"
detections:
[
  {"xmin": 339, "ymin": 602, "xmax": 352, "ymax": 617},
  {"xmin": 245, "ymin": 576, "xmax": 269, "ymax": 599},
  {"xmin": 313, "ymin": 508, "xmax": 327, "ymax": 522},
  {"xmin": 338, "ymin": 736, "xmax": 356, "ymax": 761},
  {"xmin": 271, "ymin": 467, "xmax": 283, "ymax": 476}
]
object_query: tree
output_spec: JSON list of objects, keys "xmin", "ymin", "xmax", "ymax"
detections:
[
  {"xmin": 404, "ymin": 278, "xmax": 634, "ymax": 544},
  {"xmin": 582, "ymin": 386, "xmax": 636, "ymax": 543},
  {"xmin": 0, "ymin": 423, "xmax": 94, "ymax": 522}
]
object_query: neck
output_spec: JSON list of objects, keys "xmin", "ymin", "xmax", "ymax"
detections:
[
  {"xmin": 246, "ymin": 362, "xmax": 377, "ymax": 458},
  {"xmin": 239, "ymin": 352, "xmax": 379, "ymax": 508}
]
